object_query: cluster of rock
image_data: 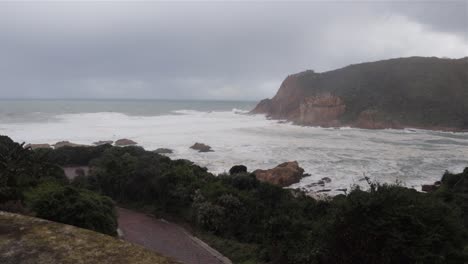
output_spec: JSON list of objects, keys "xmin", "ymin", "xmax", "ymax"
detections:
[
  {"xmin": 54, "ymin": 141, "xmax": 87, "ymax": 148},
  {"xmin": 26, "ymin": 138, "xmax": 139, "ymax": 149}
]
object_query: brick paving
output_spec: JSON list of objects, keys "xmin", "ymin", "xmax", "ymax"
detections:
[{"xmin": 117, "ymin": 207, "xmax": 229, "ymax": 264}]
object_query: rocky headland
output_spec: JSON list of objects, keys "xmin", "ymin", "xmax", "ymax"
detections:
[{"xmin": 252, "ymin": 57, "xmax": 468, "ymax": 131}]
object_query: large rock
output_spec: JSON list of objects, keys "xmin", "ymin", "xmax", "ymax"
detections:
[
  {"xmin": 93, "ymin": 140, "xmax": 114, "ymax": 146},
  {"xmin": 253, "ymin": 161, "xmax": 305, "ymax": 187},
  {"xmin": 251, "ymin": 57, "xmax": 468, "ymax": 131},
  {"xmin": 54, "ymin": 141, "xmax": 85, "ymax": 148},
  {"xmin": 153, "ymin": 148, "xmax": 174, "ymax": 154},
  {"xmin": 115, "ymin": 138, "xmax": 138, "ymax": 146},
  {"xmin": 190, "ymin": 143, "xmax": 213, "ymax": 152}
]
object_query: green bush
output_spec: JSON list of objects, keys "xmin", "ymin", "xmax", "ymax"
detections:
[
  {"xmin": 318, "ymin": 185, "xmax": 467, "ymax": 264},
  {"xmin": 25, "ymin": 181, "xmax": 117, "ymax": 236}
]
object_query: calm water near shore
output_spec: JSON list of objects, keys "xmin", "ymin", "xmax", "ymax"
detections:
[{"xmin": 1, "ymin": 99, "xmax": 467, "ymax": 195}]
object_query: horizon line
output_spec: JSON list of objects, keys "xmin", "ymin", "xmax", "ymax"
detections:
[{"xmin": 0, "ymin": 97, "xmax": 260, "ymax": 102}]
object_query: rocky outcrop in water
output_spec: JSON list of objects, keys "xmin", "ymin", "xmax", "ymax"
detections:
[
  {"xmin": 25, "ymin": 143, "xmax": 52, "ymax": 150},
  {"xmin": 54, "ymin": 141, "xmax": 86, "ymax": 148},
  {"xmin": 115, "ymin": 139, "xmax": 138, "ymax": 146},
  {"xmin": 190, "ymin": 143, "xmax": 213, "ymax": 152},
  {"xmin": 252, "ymin": 57, "xmax": 468, "ymax": 131},
  {"xmin": 153, "ymin": 148, "xmax": 174, "ymax": 154},
  {"xmin": 93, "ymin": 140, "xmax": 114, "ymax": 146},
  {"xmin": 253, "ymin": 161, "xmax": 305, "ymax": 187}
]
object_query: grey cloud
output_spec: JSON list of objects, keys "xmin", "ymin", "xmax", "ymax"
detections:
[{"xmin": 0, "ymin": 1, "xmax": 466, "ymax": 100}]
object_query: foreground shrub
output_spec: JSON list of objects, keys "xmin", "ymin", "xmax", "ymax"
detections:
[
  {"xmin": 25, "ymin": 182, "xmax": 117, "ymax": 236},
  {"xmin": 319, "ymin": 185, "xmax": 467, "ymax": 264}
]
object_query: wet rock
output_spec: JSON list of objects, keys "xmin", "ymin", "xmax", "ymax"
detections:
[
  {"xmin": 25, "ymin": 143, "xmax": 52, "ymax": 150},
  {"xmin": 54, "ymin": 141, "xmax": 85, "ymax": 148},
  {"xmin": 253, "ymin": 161, "xmax": 305, "ymax": 187},
  {"xmin": 115, "ymin": 139, "xmax": 137, "ymax": 146},
  {"xmin": 153, "ymin": 148, "xmax": 174, "ymax": 154},
  {"xmin": 321, "ymin": 177, "xmax": 332, "ymax": 183},
  {"xmin": 93, "ymin": 140, "xmax": 113, "ymax": 146},
  {"xmin": 306, "ymin": 180, "xmax": 326, "ymax": 188},
  {"xmin": 229, "ymin": 165, "xmax": 248, "ymax": 175},
  {"xmin": 190, "ymin": 143, "xmax": 213, "ymax": 152}
]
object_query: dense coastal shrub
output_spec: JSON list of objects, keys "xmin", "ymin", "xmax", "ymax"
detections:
[
  {"xmin": 436, "ymin": 168, "xmax": 468, "ymax": 222},
  {"xmin": 319, "ymin": 185, "xmax": 467, "ymax": 264},
  {"xmin": 0, "ymin": 135, "xmax": 117, "ymax": 236},
  {"xmin": 0, "ymin": 135, "xmax": 66, "ymax": 203},
  {"xmin": 25, "ymin": 182, "xmax": 117, "ymax": 236},
  {"xmin": 1, "ymin": 135, "xmax": 467, "ymax": 263},
  {"xmin": 36, "ymin": 144, "xmax": 111, "ymax": 166},
  {"xmin": 82, "ymin": 144, "xmax": 468, "ymax": 263}
]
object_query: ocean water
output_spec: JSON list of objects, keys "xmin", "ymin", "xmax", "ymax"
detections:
[{"xmin": 1, "ymin": 99, "xmax": 467, "ymax": 195}]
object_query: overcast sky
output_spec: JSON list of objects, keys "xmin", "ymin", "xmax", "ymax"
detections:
[{"xmin": 0, "ymin": 1, "xmax": 467, "ymax": 100}]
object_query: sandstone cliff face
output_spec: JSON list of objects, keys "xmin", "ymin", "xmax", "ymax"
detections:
[
  {"xmin": 251, "ymin": 57, "xmax": 468, "ymax": 131},
  {"xmin": 252, "ymin": 73, "xmax": 310, "ymax": 120},
  {"xmin": 299, "ymin": 94, "xmax": 346, "ymax": 127}
]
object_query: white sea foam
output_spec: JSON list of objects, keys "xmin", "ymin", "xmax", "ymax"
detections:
[{"xmin": 1, "ymin": 110, "xmax": 467, "ymax": 195}]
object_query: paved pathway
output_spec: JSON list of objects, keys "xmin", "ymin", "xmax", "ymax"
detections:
[{"xmin": 117, "ymin": 207, "xmax": 231, "ymax": 264}]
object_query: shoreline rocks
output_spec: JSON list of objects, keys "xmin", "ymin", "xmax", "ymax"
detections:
[
  {"xmin": 253, "ymin": 161, "xmax": 305, "ymax": 187},
  {"xmin": 25, "ymin": 143, "xmax": 52, "ymax": 150},
  {"xmin": 190, "ymin": 143, "xmax": 213, "ymax": 152},
  {"xmin": 54, "ymin": 141, "xmax": 86, "ymax": 148},
  {"xmin": 115, "ymin": 139, "xmax": 138, "ymax": 146},
  {"xmin": 93, "ymin": 140, "xmax": 113, "ymax": 146},
  {"xmin": 153, "ymin": 148, "xmax": 174, "ymax": 154}
]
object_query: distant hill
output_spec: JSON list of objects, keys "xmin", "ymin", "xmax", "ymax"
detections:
[
  {"xmin": 252, "ymin": 57, "xmax": 468, "ymax": 130},
  {"xmin": 0, "ymin": 211, "xmax": 176, "ymax": 264}
]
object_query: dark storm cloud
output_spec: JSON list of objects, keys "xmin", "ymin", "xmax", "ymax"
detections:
[{"xmin": 0, "ymin": 1, "xmax": 466, "ymax": 100}]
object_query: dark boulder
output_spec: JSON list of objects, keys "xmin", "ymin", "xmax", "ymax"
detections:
[
  {"xmin": 190, "ymin": 143, "xmax": 213, "ymax": 152},
  {"xmin": 153, "ymin": 148, "xmax": 174, "ymax": 154},
  {"xmin": 115, "ymin": 139, "xmax": 137, "ymax": 146}
]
